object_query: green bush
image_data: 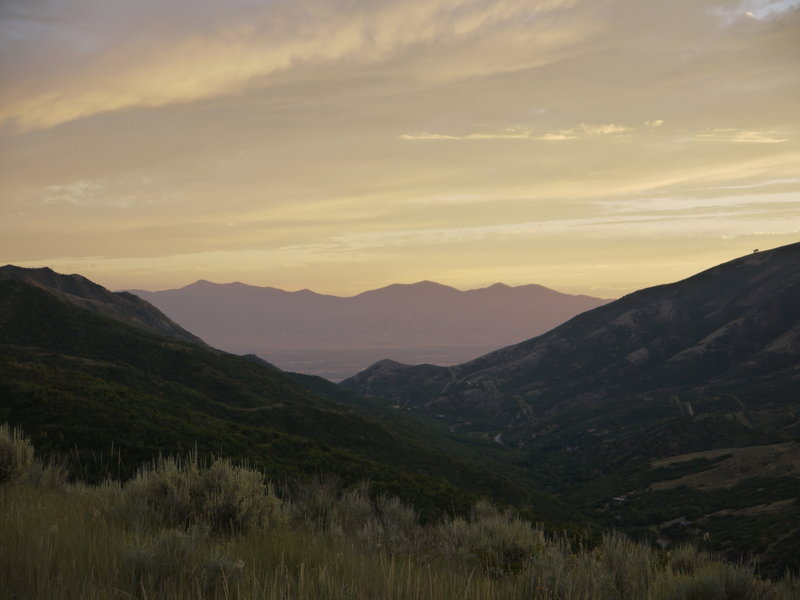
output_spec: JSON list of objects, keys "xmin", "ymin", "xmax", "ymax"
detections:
[
  {"xmin": 328, "ymin": 481, "xmax": 376, "ymax": 538},
  {"xmin": 26, "ymin": 460, "xmax": 69, "ymax": 490},
  {"xmin": 670, "ymin": 542, "xmax": 711, "ymax": 575},
  {"xmin": 126, "ymin": 529, "xmax": 244, "ymax": 595},
  {"xmin": 375, "ymin": 494, "xmax": 420, "ymax": 551},
  {"xmin": 123, "ymin": 454, "xmax": 283, "ymax": 534},
  {"xmin": 596, "ymin": 531, "xmax": 658, "ymax": 598},
  {"xmin": 0, "ymin": 423, "xmax": 34, "ymax": 483},
  {"xmin": 285, "ymin": 473, "xmax": 343, "ymax": 529},
  {"xmin": 653, "ymin": 562, "xmax": 781, "ymax": 600},
  {"xmin": 436, "ymin": 500, "xmax": 543, "ymax": 577}
]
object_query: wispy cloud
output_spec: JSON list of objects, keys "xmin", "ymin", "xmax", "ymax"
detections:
[
  {"xmin": 400, "ymin": 127, "xmax": 534, "ymax": 141},
  {"xmin": 579, "ymin": 123, "xmax": 631, "ymax": 136},
  {"xmin": 400, "ymin": 123, "xmax": 633, "ymax": 142},
  {"xmin": 0, "ymin": 0, "xmax": 586, "ymax": 131},
  {"xmin": 693, "ymin": 128, "xmax": 788, "ymax": 144},
  {"xmin": 598, "ymin": 192, "xmax": 800, "ymax": 215},
  {"xmin": 400, "ymin": 122, "xmax": 790, "ymax": 147},
  {"xmin": 537, "ymin": 132, "xmax": 579, "ymax": 141},
  {"xmin": 40, "ymin": 174, "xmax": 167, "ymax": 208}
]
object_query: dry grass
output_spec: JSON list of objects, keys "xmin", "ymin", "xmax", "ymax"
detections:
[
  {"xmin": 0, "ymin": 423, "xmax": 34, "ymax": 483},
  {"xmin": 1, "ymin": 424, "xmax": 798, "ymax": 600}
]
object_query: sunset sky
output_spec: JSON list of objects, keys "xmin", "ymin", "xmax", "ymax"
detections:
[{"xmin": 1, "ymin": 0, "xmax": 798, "ymax": 297}]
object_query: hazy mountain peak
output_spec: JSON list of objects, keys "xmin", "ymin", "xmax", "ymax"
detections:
[
  {"xmin": 357, "ymin": 279, "xmax": 458, "ymax": 294},
  {"xmin": 414, "ymin": 279, "xmax": 451, "ymax": 287},
  {"xmin": 187, "ymin": 279, "xmax": 256, "ymax": 290},
  {"xmin": 372, "ymin": 358, "xmax": 409, "ymax": 370}
]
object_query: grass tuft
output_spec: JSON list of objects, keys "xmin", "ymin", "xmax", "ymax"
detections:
[{"xmin": 0, "ymin": 423, "xmax": 34, "ymax": 483}]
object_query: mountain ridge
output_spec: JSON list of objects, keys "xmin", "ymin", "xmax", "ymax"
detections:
[
  {"xmin": 343, "ymin": 243, "xmax": 800, "ymax": 435},
  {"xmin": 0, "ymin": 264, "xmax": 204, "ymax": 346},
  {"xmin": 130, "ymin": 279, "xmax": 612, "ymax": 379}
]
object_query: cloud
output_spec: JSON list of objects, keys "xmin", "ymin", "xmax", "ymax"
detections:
[
  {"xmin": 2, "ymin": 0, "xmax": 797, "ymax": 134},
  {"xmin": 406, "ymin": 193, "xmax": 492, "ymax": 205},
  {"xmin": 537, "ymin": 132, "xmax": 579, "ymax": 141},
  {"xmin": 400, "ymin": 123, "xmax": 633, "ymax": 141},
  {"xmin": 399, "ymin": 121, "xmax": 788, "ymax": 148},
  {"xmin": 0, "ymin": 0, "xmax": 587, "ymax": 131},
  {"xmin": 20, "ymin": 203, "xmax": 796, "ymax": 278},
  {"xmin": 315, "ymin": 201, "xmax": 800, "ymax": 252},
  {"xmin": 743, "ymin": 0, "xmax": 800, "ymax": 19},
  {"xmin": 599, "ymin": 192, "xmax": 800, "ymax": 215},
  {"xmin": 400, "ymin": 128, "xmax": 534, "ymax": 141},
  {"xmin": 693, "ymin": 128, "xmax": 788, "ymax": 143},
  {"xmin": 579, "ymin": 123, "xmax": 630, "ymax": 135},
  {"xmin": 37, "ymin": 173, "xmax": 169, "ymax": 208}
]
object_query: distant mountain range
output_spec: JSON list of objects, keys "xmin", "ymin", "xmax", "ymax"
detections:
[{"xmin": 130, "ymin": 280, "xmax": 610, "ymax": 380}]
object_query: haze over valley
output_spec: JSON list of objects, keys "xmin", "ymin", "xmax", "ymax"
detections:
[{"xmin": 132, "ymin": 280, "xmax": 611, "ymax": 379}]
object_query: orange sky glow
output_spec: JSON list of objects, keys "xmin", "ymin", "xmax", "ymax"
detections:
[{"xmin": 1, "ymin": 0, "xmax": 798, "ymax": 297}]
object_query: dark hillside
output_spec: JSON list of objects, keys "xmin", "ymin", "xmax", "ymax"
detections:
[
  {"xmin": 0, "ymin": 275, "xmax": 577, "ymax": 523},
  {"xmin": 343, "ymin": 243, "xmax": 800, "ymax": 573},
  {"xmin": 0, "ymin": 264, "xmax": 204, "ymax": 345},
  {"xmin": 344, "ymin": 243, "xmax": 800, "ymax": 440}
]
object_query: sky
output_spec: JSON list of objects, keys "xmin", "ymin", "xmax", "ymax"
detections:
[{"xmin": 1, "ymin": 0, "xmax": 798, "ymax": 297}]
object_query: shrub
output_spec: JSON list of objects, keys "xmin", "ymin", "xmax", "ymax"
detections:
[
  {"xmin": 285, "ymin": 473, "xmax": 345, "ymax": 529},
  {"xmin": 670, "ymin": 542, "xmax": 710, "ymax": 575},
  {"xmin": 375, "ymin": 494, "xmax": 420, "ymax": 552},
  {"xmin": 0, "ymin": 423, "xmax": 34, "ymax": 483},
  {"xmin": 123, "ymin": 454, "xmax": 283, "ymax": 534},
  {"xmin": 653, "ymin": 562, "xmax": 781, "ymax": 600},
  {"xmin": 436, "ymin": 500, "xmax": 543, "ymax": 577},
  {"xmin": 25, "ymin": 460, "xmax": 68, "ymax": 490},
  {"xmin": 126, "ymin": 529, "xmax": 244, "ymax": 595},
  {"xmin": 328, "ymin": 481, "xmax": 376, "ymax": 538},
  {"xmin": 596, "ymin": 531, "xmax": 658, "ymax": 599}
]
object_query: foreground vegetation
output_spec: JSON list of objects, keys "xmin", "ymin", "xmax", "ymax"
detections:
[{"xmin": 2, "ymin": 425, "xmax": 797, "ymax": 599}]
